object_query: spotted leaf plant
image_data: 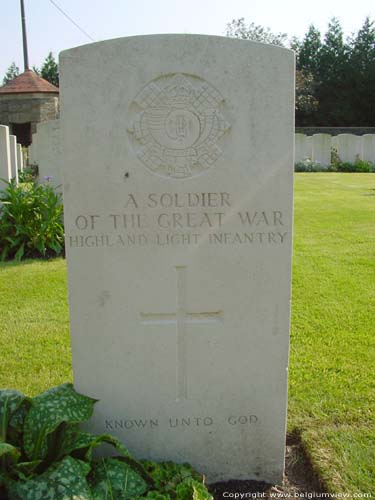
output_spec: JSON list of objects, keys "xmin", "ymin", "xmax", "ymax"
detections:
[{"xmin": 0, "ymin": 383, "xmax": 212, "ymax": 500}]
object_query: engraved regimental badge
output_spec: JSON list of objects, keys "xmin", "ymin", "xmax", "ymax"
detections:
[{"xmin": 128, "ymin": 74, "xmax": 230, "ymax": 179}]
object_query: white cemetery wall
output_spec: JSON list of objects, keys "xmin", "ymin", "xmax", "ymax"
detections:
[
  {"xmin": 60, "ymin": 35, "xmax": 294, "ymax": 485},
  {"xmin": 0, "ymin": 125, "xmax": 12, "ymax": 188}
]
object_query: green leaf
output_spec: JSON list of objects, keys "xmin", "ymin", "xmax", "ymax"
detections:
[
  {"xmin": 6, "ymin": 456, "xmax": 92, "ymax": 500},
  {"xmin": 0, "ymin": 442, "xmax": 20, "ymax": 462},
  {"xmin": 90, "ymin": 457, "xmax": 148, "ymax": 500},
  {"xmin": 14, "ymin": 243, "xmax": 24, "ymax": 261},
  {"xmin": 140, "ymin": 461, "xmax": 203, "ymax": 494},
  {"xmin": 138, "ymin": 493, "xmax": 171, "ymax": 500},
  {"xmin": 175, "ymin": 479, "xmax": 213, "ymax": 500},
  {"xmin": 12, "ymin": 460, "xmax": 43, "ymax": 481},
  {"xmin": 0, "ymin": 390, "xmax": 26, "ymax": 443},
  {"xmin": 7, "ymin": 399, "xmax": 32, "ymax": 448},
  {"xmin": 23, "ymin": 384, "xmax": 97, "ymax": 461},
  {"xmin": 9, "ymin": 401, "xmax": 30, "ymax": 434},
  {"xmin": 59, "ymin": 429, "xmax": 132, "ymax": 462}
]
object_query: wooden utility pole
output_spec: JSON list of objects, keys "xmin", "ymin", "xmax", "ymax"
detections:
[{"xmin": 20, "ymin": 0, "xmax": 29, "ymax": 71}]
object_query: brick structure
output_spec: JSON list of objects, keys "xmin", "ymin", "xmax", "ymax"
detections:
[{"xmin": 0, "ymin": 70, "xmax": 59, "ymax": 146}]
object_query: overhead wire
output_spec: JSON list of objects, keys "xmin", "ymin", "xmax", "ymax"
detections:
[{"xmin": 47, "ymin": 0, "xmax": 95, "ymax": 42}]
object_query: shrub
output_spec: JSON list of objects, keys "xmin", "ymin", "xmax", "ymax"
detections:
[
  {"xmin": 0, "ymin": 384, "xmax": 212, "ymax": 500},
  {"xmin": 330, "ymin": 149, "xmax": 374, "ymax": 173},
  {"xmin": 0, "ymin": 180, "xmax": 64, "ymax": 261},
  {"xmin": 295, "ymin": 159, "xmax": 329, "ymax": 172},
  {"xmin": 295, "ymin": 156, "xmax": 374, "ymax": 173},
  {"xmin": 18, "ymin": 166, "xmax": 38, "ymax": 183},
  {"xmin": 332, "ymin": 159, "xmax": 374, "ymax": 173}
]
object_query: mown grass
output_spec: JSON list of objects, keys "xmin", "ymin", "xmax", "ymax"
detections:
[
  {"xmin": 0, "ymin": 173, "xmax": 374, "ymax": 494},
  {"xmin": 289, "ymin": 173, "xmax": 375, "ymax": 494},
  {"xmin": 0, "ymin": 259, "xmax": 71, "ymax": 394}
]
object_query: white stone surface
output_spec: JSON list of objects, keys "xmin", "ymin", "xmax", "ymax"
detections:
[
  {"xmin": 312, "ymin": 133, "xmax": 331, "ymax": 166},
  {"xmin": 295, "ymin": 133, "xmax": 312, "ymax": 162},
  {"xmin": 60, "ymin": 35, "xmax": 294, "ymax": 484},
  {"xmin": 0, "ymin": 125, "xmax": 12, "ymax": 188},
  {"xmin": 9, "ymin": 135, "xmax": 18, "ymax": 184},
  {"xmin": 35, "ymin": 119, "xmax": 62, "ymax": 190},
  {"xmin": 28, "ymin": 133, "xmax": 38, "ymax": 166},
  {"xmin": 17, "ymin": 144, "xmax": 24, "ymax": 172},
  {"xmin": 362, "ymin": 134, "xmax": 375, "ymax": 164},
  {"xmin": 336, "ymin": 133, "xmax": 362, "ymax": 163}
]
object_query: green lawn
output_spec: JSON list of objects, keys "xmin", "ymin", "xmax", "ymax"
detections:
[{"xmin": 1, "ymin": 173, "xmax": 374, "ymax": 494}]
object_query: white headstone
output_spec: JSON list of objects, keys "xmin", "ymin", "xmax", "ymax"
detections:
[
  {"xmin": 35, "ymin": 119, "xmax": 62, "ymax": 190},
  {"xmin": 0, "ymin": 125, "xmax": 12, "ymax": 188},
  {"xmin": 336, "ymin": 134, "xmax": 362, "ymax": 163},
  {"xmin": 295, "ymin": 134, "xmax": 312, "ymax": 163},
  {"xmin": 17, "ymin": 144, "xmax": 24, "ymax": 172},
  {"xmin": 28, "ymin": 132, "xmax": 39, "ymax": 166},
  {"xmin": 9, "ymin": 135, "xmax": 18, "ymax": 185},
  {"xmin": 312, "ymin": 133, "xmax": 331, "ymax": 166},
  {"xmin": 362, "ymin": 134, "xmax": 375, "ymax": 164},
  {"xmin": 60, "ymin": 35, "xmax": 294, "ymax": 484}
]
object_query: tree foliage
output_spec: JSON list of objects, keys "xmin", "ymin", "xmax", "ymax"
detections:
[
  {"xmin": 226, "ymin": 18, "xmax": 314, "ymax": 113},
  {"xmin": 2, "ymin": 62, "xmax": 19, "ymax": 85},
  {"xmin": 39, "ymin": 52, "xmax": 59, "ymax": 87},
  {"xmin": 295, "ymin": 70, "xmax": 318, "ymax": 113},
  {"xmin": 296, "ymin": 17, "xmax": 375, "ymax": 125},
  {"xmin": 227, "ymin": 16, "xmax": 375, "ymax": 126},
  {"xmin": 226, "ymin": 18, "xmax": 287, "ymax": 46},
  {"xmin": 32, "ymin": 52, "xmax": 59, "ymax": 87},
  {"xmin": 2, "ymin": 18, "xmax": 375, "ymax": 125}
]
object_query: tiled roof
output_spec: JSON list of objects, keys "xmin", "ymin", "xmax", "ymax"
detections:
[{"xmin": 0, "ymin": 70, "xmax": 59, "ymax": 94}]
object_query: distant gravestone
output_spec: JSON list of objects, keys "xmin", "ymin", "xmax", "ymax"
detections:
[
  {"xmin": 336, "ymin": 134, "xmax": 362, "ymax": 163},
  {"xmin": 28, "ymin": 132, "xmax": 38, "ymax": 166},
  {"xmin": 0, "ymin": 125, "xmax": 12, "ymax": 187},
  {"xmin": 17, "ymin": 144, "xmax": 24, "ymax": 172},
  {"xmin": 60, "ymin": 35, "xmax": 294, "ymax": 484},
  {"xmin": 9, "ymin": 135, "xmax": 18, "ymax": 184},
  {"xmin": 312, "ymin": 134, "xmax": 331, "ymax": 166},
  {"xmin": 295, "ymin": 133, "xmax": 312, "ymax": 162},
  {"xmin": 362, "ymin": 134, "xmax": 375, "ymax": 164},
  {"xmin": 35, "ymin": 119, "xmax": 62, "ymax": 190}
]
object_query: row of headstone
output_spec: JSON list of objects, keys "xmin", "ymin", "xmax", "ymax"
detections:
[
  {"xmin": 28, "ymin": 119, "xmax": 62, "ymax": 190},
  {"xmin": 28, "ymin": 129, "xmax": 375, "ymax": 187},
  {"xmin": 0, "ymin": 125, "xmax": 24, "ymax": 189},
  {"xmin": 295, "ymin": 133, "xmax": 375, "ymax": 165}
]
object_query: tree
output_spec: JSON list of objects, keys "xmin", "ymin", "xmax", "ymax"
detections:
[
  {"xmin": 226, "ymin": 16, "xmax": 375, "ymax": 126},
  {"xmin": 225, "ymin": 19, "xmax": 317, "ymax": 119},
  {"xmin": 295, "ymin": 70, "xmax": 318, "ymax": 114},
  {"xmin": 226, "ymin": 18, "xmax": 287, "ymax": 47},
  {"xmin": 40, "ymin": 52, "xmax": 59, "ymax": 87},
  {"xmin": 2, "ymin": 62, "xmax": 20, "ymax": 85},
  {"xmin": 347, "ymin": 17, "xmax": 375, "ymax": 124},
  {"xmin": 296, "ymin": 25, "xmax": 322, "ymax": 76},
  {"xmin": 315, "ymin": 18, "xmax": 351, "ymax": 125}
]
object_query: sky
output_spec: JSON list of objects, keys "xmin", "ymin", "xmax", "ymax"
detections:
[{"xmin": 1, "ymin": 0, "xmax": 375, "ymax": 79}]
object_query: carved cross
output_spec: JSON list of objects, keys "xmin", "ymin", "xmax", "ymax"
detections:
[{"xmin": 140, "ymin": 266, "xmax": 223, "ymax": 401}]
